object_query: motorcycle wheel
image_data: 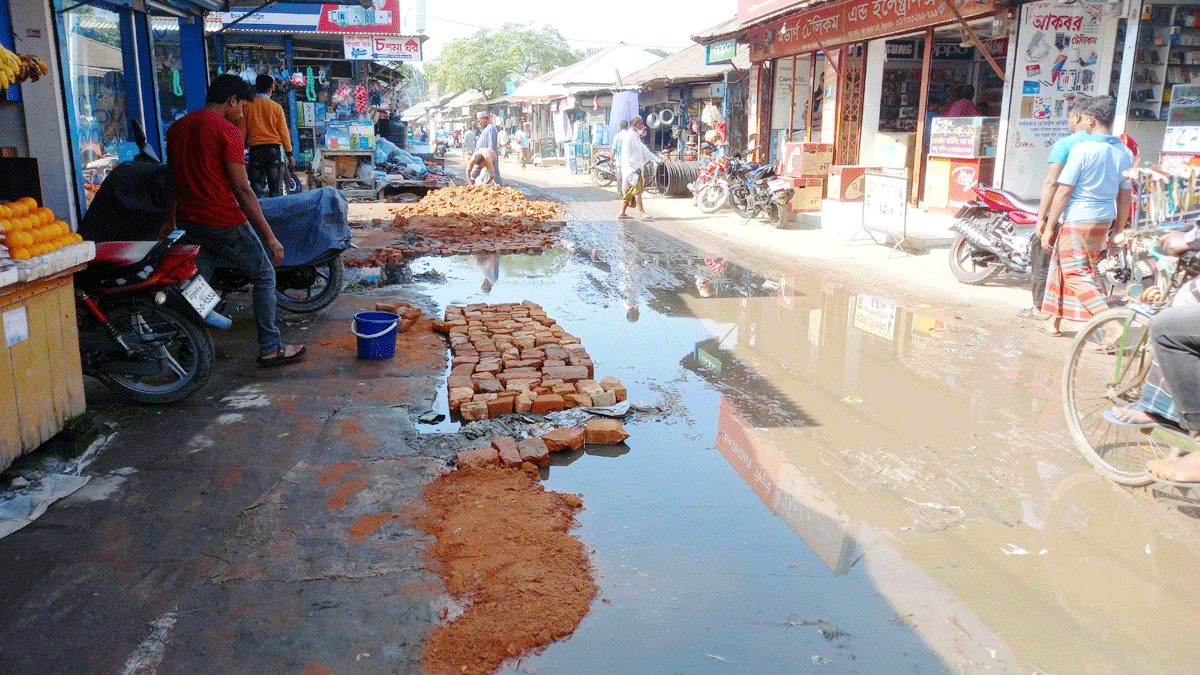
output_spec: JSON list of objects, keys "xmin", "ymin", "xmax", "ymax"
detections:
[
  {"xmin": 696, "ymin": 182, "xmax": 730, "ymax": 214},
  {"xmin": 949, "ymin": 233, "xmax": 1004, "ymax": 285},
  {"xmin": 766, "ymin": 201, "xmax": 790, "ymax": 228},
  {"xmin": 90, "ymin": 300, "xmax": 215, "ymax": 404},
  {"xmin": 276, "ymin": 257, "xmax": 345, "ymax": 313},
  {"xmin": 729, "ymin": 185, "xmax": 758, "ymax": 219},
  {"xmin": 591, "ymin": 167, "xmax": 614, "ymax": 188}
]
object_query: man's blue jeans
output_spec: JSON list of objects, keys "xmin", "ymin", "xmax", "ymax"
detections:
[
  {"xmin": 181, "ymin": 221, "xmax": 281, "ymax": 356},
  {"xmin": 1151, "ymin": 303, "xmax": 1200, "ymax": 431}
]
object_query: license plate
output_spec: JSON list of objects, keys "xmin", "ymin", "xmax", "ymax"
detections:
[{"xmin": 182, "ymin": 275, "xmax": 220, "ymax": 317}]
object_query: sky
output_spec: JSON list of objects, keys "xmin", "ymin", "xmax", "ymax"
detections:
[{"xmin": 418, "ymin": 0, "xmax": 738, "ymax": 63}]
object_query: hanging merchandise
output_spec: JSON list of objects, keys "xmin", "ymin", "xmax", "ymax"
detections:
[
  {"xmin": 333, "ymin": 85, "xmax": 352, "ymax": 106},
  {"xmin": 701, "ymin": 102, "xmax": 725, "ymax": 125},
  {"xmin": 354, "ymin": 85, "xmax": 368, "ymax": 114},
  {"xmin": 593, "ymin": 95, "xmax": 599, "ymax": 111},
  {"xmin": 305, "ymin": 66, "xmax": 316, "ymax": 101},
  {"xmin": 172, "ymin": 70, "xmax": 183, "ymax": 97},
  {"xmin": 290, "ymin": 71, "xmax": 307, "ymax": 88}
]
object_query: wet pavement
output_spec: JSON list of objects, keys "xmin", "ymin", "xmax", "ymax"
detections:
[{"xmin": 4, "ymin": 172, "xmax": 1200, "ymax": 674}]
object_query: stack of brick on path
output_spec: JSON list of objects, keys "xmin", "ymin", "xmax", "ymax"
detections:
[
  {"xmin": 433, "ymin": 300, "xmax": 629, "ymax": 422},
  {"xmin": 380, "ymin": 185, "xmax": 562, "ymax": 260},
  {"xmin": 456, "ymin": 418, "xmax": 632, "ymax": 473}
]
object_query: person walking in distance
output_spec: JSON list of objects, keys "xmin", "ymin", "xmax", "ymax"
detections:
[
  {"xmin": 1018, "ymin": 95, "xmax": 1093, "ymax": 320},
  {"xmin": 237, "ymin": 74, "xmax": 294, "ymax": 198},
  {"xmin": 162, "ymin": 74, "xmax": 305, "ymax": 367},
  {"xmin": 514, "ymin": 123, "xmax": 532, "ymax": 169},
  {"xmin": 615, "ymin": 115, "xmax": 661, "ymax": 220},
  {"xmin": 1038, "ymin": 96, "xmax": 1134, "ymax": 339},
  {"xmin": 462, "ymin": 124, "xmax": 477, "ymax": 160}
]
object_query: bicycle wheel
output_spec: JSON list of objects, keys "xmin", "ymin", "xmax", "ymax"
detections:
[{"xmin": 1062, "ymin": 307, "xmax": 1181, "ymax": 485}]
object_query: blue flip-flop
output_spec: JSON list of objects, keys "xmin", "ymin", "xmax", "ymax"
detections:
[{"xmin": 1103, "ymin": 409, "xmax": 1159, "ymax": 428}]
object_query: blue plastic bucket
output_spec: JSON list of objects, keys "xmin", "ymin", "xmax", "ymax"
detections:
[{"xmin": 352, "ymin": 311, "xmax": 399, "ymax": 360}]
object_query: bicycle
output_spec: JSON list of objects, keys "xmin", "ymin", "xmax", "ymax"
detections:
[{"xmin": 1062, "ymin": 228, "xmax": 1200, "ymax": 485}]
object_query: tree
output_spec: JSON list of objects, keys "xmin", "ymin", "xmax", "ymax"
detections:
[{"xmin": 426, "ymin": 23, "xmax": 578, "ymax": 98}]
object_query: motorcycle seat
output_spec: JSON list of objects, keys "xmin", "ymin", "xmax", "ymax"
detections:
[
  {"xmin": 982, "ymin": 187, "xmax": 1039, "ymax": 214},
  {"xmin": 90, "ymin": 241, "xmax": 157, "ymax": 270}
]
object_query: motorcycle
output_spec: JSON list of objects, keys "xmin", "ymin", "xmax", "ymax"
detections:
[
  {"xmin": 75, "ymin": 230, "xmax": 219, "ymax": 403},
  {"xmin": 591, "ymin": 149, "xmax": 617, "ymax": 188},
  {"xmin": 728, "ymin": 161, "xmax": 794, "ymax": 228},
  {"xmin": 80, "ymin": 122, "xmax": 352, "ymax": 314},
  {"xmin": 949, "ymin": 185, "xmax": 1038, "ymax": 285},
  {"xmin": 434, "ymin": 139, "xmax": 448, "ymax": 158},
  {"xmin": 688, "ymin": 155, "xmax": 731, "ymax": 214}
]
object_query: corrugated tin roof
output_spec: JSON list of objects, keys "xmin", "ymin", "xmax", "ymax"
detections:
[
  {"xmin": 690, "ymin": 0, "xmax": 831, "ymax": 43},
  {"xmin": 623, "ymin": 41, "xmax": 749, "ymax": 89}
]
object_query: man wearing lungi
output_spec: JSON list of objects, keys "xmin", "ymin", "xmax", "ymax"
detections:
[{"xmin": 1038, "ymin": 96, "xmax": 1134, "ymax": 338}]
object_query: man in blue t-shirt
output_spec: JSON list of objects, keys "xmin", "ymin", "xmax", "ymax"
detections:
[
  {"xmin": 1039, "ymin": 96, "xmax": 1135, "ymax": 337},
  {"xmin": 1018, "ymin": 96, "xmax": 1092, "ymax": 320}
]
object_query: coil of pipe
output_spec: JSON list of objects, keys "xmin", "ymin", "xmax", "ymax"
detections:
[{"xmin": 655, "ymin": 161, "xmax": 702, "ymax": 197}]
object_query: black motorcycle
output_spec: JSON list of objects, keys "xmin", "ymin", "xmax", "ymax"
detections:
[
  {"xmin": 80, "ymin": 122, "xmax": 352, "ymax": 314},
  {"xmin": 591, "ymin": 149, "xmax": 617, "ymax": 187}
]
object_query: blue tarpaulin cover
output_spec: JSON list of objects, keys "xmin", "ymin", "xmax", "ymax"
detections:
[{"xmin": 258, "ymin": 187, "xmax": 353, "ymax": 266}]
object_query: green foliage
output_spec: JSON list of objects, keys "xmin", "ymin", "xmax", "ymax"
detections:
[{"xmin": 426, "ymin": 23, "xmax": 578, "ymax": 98}]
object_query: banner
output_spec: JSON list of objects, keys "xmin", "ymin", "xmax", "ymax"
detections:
[
  {"xmin": 343, "ymin": 35, "xmax": 423, "ymax": 61},
  {"xmin": 213, "ymin": 1, "xmax": 417, "ymax": 35}
]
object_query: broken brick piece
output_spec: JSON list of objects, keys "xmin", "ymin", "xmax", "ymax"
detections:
[
  {"xmin": 564, "ymin": 393, "xmax": 592, "ymax": 408},
  {"xmin": 542, "ymin": 427, "xmax": 585, "ymax": 452},
  {"xmin": 551, "ymin": 383, "xmax": 578, "ymax": 396},
  {"xmin": 542, "ymin": 366, "xmax": 588, "ymax": 383},
  {"xmin": 590, "ymin": 391, "xmax": 616, "ymax": 407},
  {"xmin": 517, "ymin": 438, "xmax": 550, "ymax": 467},
  {"xmin": 487, "ymin": 397, "xmax": 515, "ymax": 417},
  {"xmin": 531, "ymin": 394, "xmax": 565, "ymax": 415},
  {"xmin": 585, "ymin": 419, "xmax": 630, "ymax": 444},
  {"xmin": 457, "ymin": 446, "xmax": 499, "ymax": 468},
  {"xmin": 460, "ymin": 401, "xmax": 489, "ymax": 421},
  {"xmin": 514, "ymin": 394, "xmax": 534, "ymax": 414},
  {"xmin": 375, "ymin": 302, "xmax": 400, "ymax": 313},
  {"xmin": 476, "ymin": 379, "xmax": 504, "ymax": 394},
  {"xmin": 447, "ymin": 375, "xmax": 474, "ymax": 390},
  {"xmin": 492, "ymin": 436, "xmax": 521, "ymax": 468},
  {"xmin": 449, "ymin": 387, "xmax": 474, "ymax": 411}
]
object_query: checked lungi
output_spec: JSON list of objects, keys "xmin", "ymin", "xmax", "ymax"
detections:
[
  {"xmin": 1041, "ymin": 220, "xmax": 1112, "ymax": 321},
  {"xmin": 1137, "ymin": 276, "xmax": 1200, "ymax": 423}
]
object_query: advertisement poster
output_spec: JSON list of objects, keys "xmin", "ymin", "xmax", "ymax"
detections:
[
  {"xmin": 853, "ymin": 295, "xmax": 899, "ymax": 341},
  {"xmin": 214, "ymin": 1, "xmax": 420, "ymax": 36},
  {"xmin": 1004, "ymin": 1, "xmax": 1110, "ymax": 196}
]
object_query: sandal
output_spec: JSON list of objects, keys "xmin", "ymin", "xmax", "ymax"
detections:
[
  {"xmin": 617, "ymin": 213, "xmax": 633, "ymax": 220},
  {"xmin": 1015, "ymin": 307, "xmax": 1049, "ymax": 320},
  {"xmin": 1034, "ymin": 324, "xmax": 1063, "ymax": 337},
  {"xmin": 1086, "ymin": 342, "xmax": 1119, "ymax": 355},
  {"xmin": 258, "ymin": 344, "xmax": 306, "ymax": 367}
]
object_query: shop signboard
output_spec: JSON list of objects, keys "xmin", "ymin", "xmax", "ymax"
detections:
[
  {"xmin": 861, "ymin": 170, "xmax": 908, "ymax": 240},
  {"xmin": 213, "ymin": 0, "xmax": 419, "ymax": 35},
  {"xmin": 707, "ymin": 39, "xmax": 738, "ymax": 64},
  {"xmin": 853, "ymin": 294, "xmax": 899, "ymax": 341},
  {"xmin": 748, "ymin": 0, "xmax": 995, "ymax": 62},
  {"xmin": 343, "ymin": 35, "xmax": 422, "ymax": 61},
  {"xmin": 1005, "ymin": 0, "xmax": 1106, "ymax": 195}
]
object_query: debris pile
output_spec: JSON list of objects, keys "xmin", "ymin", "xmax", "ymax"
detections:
[
  {"xmin": 357, "ymin": 185, "xmax": 562, "ymax": 263},
  {"xmin": 433, "ymin": 301, "xmax": 628, "ymax": 423}
]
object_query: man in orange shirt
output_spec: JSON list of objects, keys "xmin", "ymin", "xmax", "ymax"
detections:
[{"xmin": 238, "ymin": 74, "xmax": 294, "ymax": 198}]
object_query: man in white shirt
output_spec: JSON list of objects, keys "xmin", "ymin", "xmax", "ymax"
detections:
[
  {"xmin": 616, "ymin": 115, "xmax": 661, "ymax": 220},
  {"xmin": 514, "ymin": 124, "xmax": 532, "ymax": 169}
]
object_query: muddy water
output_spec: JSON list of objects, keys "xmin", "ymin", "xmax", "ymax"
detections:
[{"xmin": 403, "ymin": 220, "xmax": 1200, "ymax": 675}]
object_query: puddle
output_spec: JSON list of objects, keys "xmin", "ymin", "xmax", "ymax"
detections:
[{"xmin": 372, "ymin": 219, "xmax": 1200, "ymax": 674}]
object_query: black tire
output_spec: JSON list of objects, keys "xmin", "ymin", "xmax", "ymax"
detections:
[
  {"xmin": 766, "ymin": 201, "xmax": 789, "ymax": 228},
  {"xmin": 949, "ymin": 234, "xmax": 1003, "ymax": 285},
  {"xmin": 591, "ymin": 167, "xmax": 613, "ymax": 188},
  {"xmin": 1062, "ymin": 307, "xmax": 1176, "ymax": 485},
  {"xmin": 276, "ymin": 257, "xmax": 345, "ymax": 313},
  {"xmin": 696, "ymin": 182, "xmax": 729, "ymax": 214},
  {"xmin": 729, "ymin": 185, "xmax": 758, "ymax": 219},
  {"xmin": 92, "ymin": 300, "xmax": 215, "ymax": 404}
]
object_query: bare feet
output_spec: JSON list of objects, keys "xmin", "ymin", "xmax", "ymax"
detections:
[
  {"xmin": 1109, "ymin": 405, "xmax": 1155, "ymax": 424},
  {"xmin": 1147, "ymin": 452, "xmax": 1200, "ymax": 484}
]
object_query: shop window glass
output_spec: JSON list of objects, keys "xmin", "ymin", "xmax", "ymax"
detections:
[
  {"xmin": 63, "ymin": 5, "xmax": 130, "ymax": 193},
  {"xmin": 151, "ymin": 17, "xmax": 186, "ymax": 134}
]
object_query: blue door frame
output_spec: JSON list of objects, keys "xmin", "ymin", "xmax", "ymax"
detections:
[{"xmin": 51, "ymin": 0, "xmax": 207, "ymax": 218}]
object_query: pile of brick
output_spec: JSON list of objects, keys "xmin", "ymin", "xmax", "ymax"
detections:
[
  {"xmin": 432, "ymin": 301, "xmax": 628, "ymax": 421},
  {"xmin": 457, "ymin": 420, "xmax": 631, "ymax": 471},
  {"xmin": 376, "ymin": 185, "xmax": 562, "ymax": 260},
  {"xmin": 373, "ymin": 301, "xmax": 423, "ymax": 333}
]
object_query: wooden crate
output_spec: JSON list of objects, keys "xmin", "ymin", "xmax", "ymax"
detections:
[{"xmin": 1, "ymin": 273, "xmax": 86, "ymax": 469}]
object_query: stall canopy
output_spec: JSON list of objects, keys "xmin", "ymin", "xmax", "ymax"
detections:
[
  {"xmin": 623, "ymin": 41, "xmax": 750, "ymax": 89},
  {"xmin": 511, "ymin": 43, "xmax": 661, "ymax": 101}
]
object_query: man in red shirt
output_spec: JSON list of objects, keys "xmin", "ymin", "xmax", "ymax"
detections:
[{"xmin": 162, "ymin": 74, "xmax": 305, "ymax": 367}]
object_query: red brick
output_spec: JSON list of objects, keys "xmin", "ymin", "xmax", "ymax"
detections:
[
  {"xmin": 571, "ymin": 358, "xmax": 594, "ymax": 378},
  {"xmin": 585, "ymin": 419, "xmax": 630, "ymax": 444},
  {"xmin": 544, "ymin": 359, "xmax": 567, "ymax": 369},
  {"xmin": 551, "ymin": 383, "xmax": 578, "ymax": 396},
  {"xmin": 514, "ymin": 394, "xmax": 534, "ymax": 413},
  {"xmin": 457, "ymin": 446, "xmax": 499, "ymax": 467},
  {"xmin": 492, "ymin": 436, "xmax": 521, "ymax": 467},
  {"xmin": 452, "ymin": 355, "xmax": 479, "ymax": 367},
  {"xmin": 542, "ymin": 427, "xmax": 585, "ymax": 452},
  {"xmin": 476, "ymin": 379, "xmax": 504, "ymax": 394},
  {"xmin": 447, "ymin": 375, "xmax": 474, "ymax": 390},
  {"xmin": 543, "ymin": 366, "xmax": 588, "ymax": 383},
  {"xmin": 564, "ymin": 393, "xmax": 592, "ymax": 408},
  {"xmin": 531, "ymin": 394, "xmax": 565, "ymax": 415},
  {"xmin": 487, "ymin": 397, "xmax": 514, "ymax": 417},
  {"xmin": 474, "ymin": 361, "xmax": 502, "ymax": 374},
  {"xmin": 590, "ymin": 391, "xmax": 616, "ymax": 407},
  {"xmin": 450, "ymin": 364, "xmax": 475, "ymax": 377},
  {"xmin": 517, "ymin": 438, "xmax": 550, "ymax": 466},
  {"xmin": 460, "ymin": 401, "xmax": 488, "ymax": 421},
  {"xmin": 600, "ymin": 376, "xmax": 628, "ymax": 402},
  {"xmin": 449, "ymin": 387, "xmax": 474, "ymax": 410}
]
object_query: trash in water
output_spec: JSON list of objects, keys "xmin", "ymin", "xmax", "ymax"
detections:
[
  {"xmin": 418, "ymin": 411, "xmax": 446, "ymax": 424},
  {"xmin": 819, "ymin": 626, "xmax": 849, "ymax": 640},
  {"xmin": 812, "ymin": 655, "xmax": 831, "ymax": 665},
  {"xmin": 840, "ymin": 396, "xmax": 863, "ymax": 404}
]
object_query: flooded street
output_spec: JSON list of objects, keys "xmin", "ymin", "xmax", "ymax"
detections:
[{"xmin": 390, "ymin": 192, "xmax": 1200, "ymax": 674}]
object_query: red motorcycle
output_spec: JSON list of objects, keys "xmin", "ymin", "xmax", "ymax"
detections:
[
  {"xmin": 949, "ymin": 185, "xmax": 1039, "ymax": 285},
  {"xmin": 74, "ymin": 230, "xmax": 220, "ymax": 403},
  {"xmin": 690, "ymin": 154, "xmax": 732, "ymax": 214}
]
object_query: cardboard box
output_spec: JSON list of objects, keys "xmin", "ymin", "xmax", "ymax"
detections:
[
  {"xmin": 827, "ymin": 165, "xmax": 882, "ymax": 202},
  {"xmin": 325, "ymin": 121, "xmax": 351, "ymax": 149},
  {"xmin": 781, "ymin": 142, "xmax": 834, "ymax": 177},
  {"xmin": 320, "ymin": 158, "xmax": 337, "ymax": 180},
  {"xmin": 783, "ymin": 176, "xmax": 825, "ymax": 212},
  {"xmin": 334, "ymin": 155, "xmax": 359, "ymax": 178},
  {"xmin": 875, "ymin": 132, "xmax": 916, "ymax": 168},
  {"xmin": 348, "ymin": 121, "xmax": 374, "ymax": 150}
]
